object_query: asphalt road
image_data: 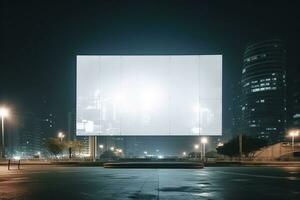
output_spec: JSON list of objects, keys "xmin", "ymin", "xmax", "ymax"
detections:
[{"xmin": 0, "ymin": 165, "xmax": 299, "ymax": 200}]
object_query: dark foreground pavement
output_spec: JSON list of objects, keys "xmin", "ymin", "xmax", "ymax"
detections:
[{"xmin": 0, "ymin": 165, "xmax": 299, "ymax": 200}]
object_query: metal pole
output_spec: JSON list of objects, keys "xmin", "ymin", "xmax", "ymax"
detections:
[
  {"xmin": 239, "ymin": 134, "xmax": 243, "ymax": 160},
  {"xmin": 203, "ymin": 143, "xmax": 206, "ymax": 161},
  {"xmin": 292, "ymin": 135, "xmax": 295, "ymax": 152},
  {"xmin": 1, "ymin": 116, "xmax": 5, "ymax": 159},
  {"xmin": 200, "ymin": 146, "xmax": 202, "ymax": 160}
]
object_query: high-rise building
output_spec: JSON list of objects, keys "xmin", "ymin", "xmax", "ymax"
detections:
[
  {"xmin": 290, "ymin": 72, "xmax": 300, "ymax": 128},
  {"xmin": 76, "ymin": 136, "xmax": 90, "ymax": 156},
  {"xmin": 41, "ymin": 113, "xmax": 56, "ymax": 138},
  {"xmin": 231, "ymin": 82, "xmax": 243, "ymax": 138},
  {"xmin": 7, "ymin": 112, "xmax": 43, "ymax": 157},
  {"xmin": 67, "ymin": 112, "xmax": 76, "ymax": 141},
  {"xmin": 240, "ymin": 39, "xmax": 287, "ymax": 143}
]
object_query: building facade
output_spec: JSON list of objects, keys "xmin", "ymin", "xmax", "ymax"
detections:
[
  {"xmin": 240, "ymin": 39, "xmax": 287, "ymax": 143},
  {"xmin": 7, "ymin": 112, "xmax": 43, "ymax": 158},
  {"xmin": 290, "ymin": 72, "xmax": 300, "ymax": 129},
  {"xmin": 231, "ymin": 81, "xmax": 243, "ymax": 138}
]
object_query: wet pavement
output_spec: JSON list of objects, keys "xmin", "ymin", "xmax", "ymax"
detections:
[{"xmin": 0, "ymin": 165, "xmax": 299, "ymax": 200}]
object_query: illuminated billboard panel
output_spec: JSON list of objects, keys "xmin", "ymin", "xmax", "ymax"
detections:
[{"xmin": 76, "ymin": 55, "xmax": 222, "ymax": 136}]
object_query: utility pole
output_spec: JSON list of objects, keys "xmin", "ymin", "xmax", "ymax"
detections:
[{"xmin": 239, "ymin": 134, "xmax": 243, "ymax": 160}]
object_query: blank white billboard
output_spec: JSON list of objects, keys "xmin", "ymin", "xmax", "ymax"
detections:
[{"xmin": 76, "ymin": 55, "xmax": 222, "ymax": 136}]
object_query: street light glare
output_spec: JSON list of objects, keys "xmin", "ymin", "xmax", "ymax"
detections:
[
  {"xmin": 288, "ymin": 130, "xmax": 300, "ymax": 137},
  {"xmin": 117, "ymin": 149, "xmax": 123, "ymax": 153},
  {"xmin": 58, "ymin": 132, "xmax": 65, "ymax": 138},
  {"xmin": 194, "ymin": 144, "xmax": 199, "ymax": 149},
  {"xmin": 0, "ymin": 107, "xmax": 9, "ymax": 118},
  {"xmin": 201, "ymin": 137, "xmax": 208, "ymax": 144}
]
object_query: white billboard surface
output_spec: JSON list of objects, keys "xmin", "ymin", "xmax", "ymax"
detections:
[{"xmin": 76, "ymin": 55, "xmax": 222, "ymax": 136}]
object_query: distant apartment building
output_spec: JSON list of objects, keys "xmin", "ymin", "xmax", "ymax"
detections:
[
  {"xmin": 67, "ymin": 112, "xmax": 76, "ymax": 141},
  {"xmin": 290, "ymin": 73, "xmax": 300, "ymax": 128},
  {"xmin": 231, "ymin": 82, "xmax": 243, "ymax": 137},
  {"xmin": 240, "ymin": 39, "xmax": 287, "ymax": 143},
  {"xmin": 41, "ymin": 113, "xmax": 56, "ymax": 138},
  {"xmin": 7, "ymin": 112, "xmax": 43, "ymax": 157}
]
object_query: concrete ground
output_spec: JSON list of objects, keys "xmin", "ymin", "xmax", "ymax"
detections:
[{"xmin": 0, "ymin": 165, "xmax": 299, "ymax": 200}]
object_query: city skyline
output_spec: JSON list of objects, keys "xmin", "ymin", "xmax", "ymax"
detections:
[
  {"xmin": 1, "ymin": 2, "xmax": 300, "ymax": 199},
  {"xmin": 1, "ymin": 1, "xmax": 300, "ymax": 132}
]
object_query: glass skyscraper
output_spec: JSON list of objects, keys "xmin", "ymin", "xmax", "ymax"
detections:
[{"xmin": 240, "ymin": 39, "xmax": 287, "ymax": 143}]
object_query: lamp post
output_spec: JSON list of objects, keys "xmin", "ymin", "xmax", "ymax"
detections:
[
  {"xmin": 98, "ymin": 144, "xmax": 104, "ymax": 158},
  {"xmin": 288, "ymin": 130, "xmax": 299, "ymax": 151},
  {"xmin": 201, "ymin": 137, "xmax": 208, "ymax": 161},
  {"xmin": 194, "ymin": 144, "xmax": 199, "ymax": 159},
  {"xmin": 0, "ymin": 107, "xmax": 9, "ymax": 159},
  {"xmin": 58, "ymin": 132, "xmax": 65, "ymax": 142}
]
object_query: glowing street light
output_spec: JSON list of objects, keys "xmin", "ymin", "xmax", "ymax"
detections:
[
  {"xmin": 0, "ymin": 107, "xmax": 9, "ymax": 159},
  {"xmin": 57, "ymin": 132, "xmax": 65, "ymax": 142},
  {"xmin": 99, "ymin": 144, "xmax": 104, "ymax": 149},
  {"xmin": 217, "ymin": 142, "xmax": 224, "ymax": 147},
  {"xmin": 182, "ymin": 151, "xmax": 187, "ymax": 156},
  {"xmin": 287, "ymin": 130, "xmax": 300, "ymax": 151},
  {"xmin": 194, "ymin": 144, "xmax": 200, "ymax": 159},
  {"xmin": 117, "ymin": 149, "xmax": 123, "ymax": 153},
  {"xmin": 201, "ymin": 137, "xmax": 208, "ymax": 160},
  {"xmin": 110, "ymin": 146, "xmax": 115, "ymax": 151}
]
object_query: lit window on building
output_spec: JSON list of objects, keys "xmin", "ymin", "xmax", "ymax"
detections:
[{"xmin": 243, "ymin": 82, "xmax": 249, "ymax": 87}]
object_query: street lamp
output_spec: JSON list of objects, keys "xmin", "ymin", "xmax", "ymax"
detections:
[
  {"xmin": 194, "ymin": 144, "xmax": 199, "ymax": 159},
  {"xmin": 182, "ymin": 151, "xmax": 186, "ymax": 157},
  {"xmin": 99, "ymin": 144, "xmax": 104, "ymax": 149},
  {"xmin": 110, "ymin": 146, "xmax": 115, "ymax": 151},
  {"xmin": 57, "ymin": 132, "xmax": 65, "ymax": 142},
  {"xmin": 201, "ymin": 137, "xmax": 208, "ymax": 160},
  {"xmin": 117, "ymin": 149, "xmax": 122, "ymax": 153},
  {"xmin": 288, "ymin": 130, "xmax": 300, "ymax": 151},
  {"xmin": 0, "ymin": 107, "xmax": 9, "ymax": 159}
]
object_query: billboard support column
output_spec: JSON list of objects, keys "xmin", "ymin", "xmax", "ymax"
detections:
[{"xmin": 89, "ymin": 136, "xmax": 97, "ymax": 161}]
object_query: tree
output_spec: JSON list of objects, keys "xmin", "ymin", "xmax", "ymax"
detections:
[
  {"xmin": 46, "ymin": 138, "xmax": 65, "ymax": 156},
  {"xmin": 217, "ymin": 136, "xmax": 267, "ymax": 157},
  {"xmin": 65, "ymin": 140, "xmax": 83, "ymax": 158}
]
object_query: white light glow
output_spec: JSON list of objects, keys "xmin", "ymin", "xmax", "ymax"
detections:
[
  {"xmin": 201, "ymin": 137, "xmax": 208, "ymax": 144},
  {"xmin": 13, "ymin": 156, "xmax": 20, "ymax": 160},
  {"xmin": 76, "ymin": 55, "xmax": 222, "ymax": 136},
  {"xmin": 0, "ymin": 107, "xmax": 9, "ymax": 118}
]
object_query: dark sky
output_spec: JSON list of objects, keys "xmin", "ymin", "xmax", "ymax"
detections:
[{"xmin": 1, "ymin": 0, "xmax": 300, "ymax": 131}]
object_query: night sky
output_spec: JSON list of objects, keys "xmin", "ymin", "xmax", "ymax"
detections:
[{"xmin": 1, "ymin": 0, "xmax": 300, "ymax": 131}]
